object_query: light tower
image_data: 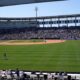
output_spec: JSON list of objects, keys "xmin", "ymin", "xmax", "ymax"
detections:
[
  {"xmin": 35, "ymin": 7, "xmax": 38, "ymax": 18},
  {"xmin": 35, "ymin": 7, "xmax": 38, "ymax": 27}
]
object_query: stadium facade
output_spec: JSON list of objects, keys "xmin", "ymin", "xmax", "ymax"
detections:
[
  {"xmin": 0, "ymin": 14, "xmax": 80, "ymax": 28},
  {"xmin": 0, "ymin": 14, "xmax": 80, "ymax": 40}
]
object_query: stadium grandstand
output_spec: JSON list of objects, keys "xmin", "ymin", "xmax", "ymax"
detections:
[{"xmin": 0, "ymin": 14, "xmax": 80, "ymax": 40}]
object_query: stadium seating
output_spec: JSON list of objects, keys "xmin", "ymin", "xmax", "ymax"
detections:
[
  {"xmin": 0, "ymin": 69, "xmax": 80, "ymax": 80},
  {"xmin": 0, "ymin": 27, "xmax": 80, "ymax": 40}
]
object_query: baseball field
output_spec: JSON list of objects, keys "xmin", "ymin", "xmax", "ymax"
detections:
[{"xmin": 0, "ymin": 40, "xmax": 80, "ymax": 72}]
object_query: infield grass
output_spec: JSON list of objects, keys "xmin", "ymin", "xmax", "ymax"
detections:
[
  {"xmin": 0, "ymin": 39, "xmax": 44, "ymax": 43},
  {"xmin": 0, "ymin": 40, "xmax": 80, "ymax": 72}
]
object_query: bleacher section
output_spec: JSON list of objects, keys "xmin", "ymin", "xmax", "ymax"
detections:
[
  {"xmin": 0, "ymin": 69, "xmax": 80, "ymax": 80},
  {"xmin": 0, "ymin": 27, "xmax": 80, "ymax": 40},
  {"xmin": 0, "ymin": 14, "xmax": 80, "ymax": 40}
]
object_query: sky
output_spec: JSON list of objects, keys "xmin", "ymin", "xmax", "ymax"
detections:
[{"xmin": 0, "ymin": 0, "xmax": 80, "ymax": 17}]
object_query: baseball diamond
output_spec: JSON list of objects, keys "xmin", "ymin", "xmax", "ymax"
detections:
[{"xmin": 0, "ymin": 40, "xmax": 80, "ymax": 72}]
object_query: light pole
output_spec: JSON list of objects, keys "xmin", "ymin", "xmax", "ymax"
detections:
[
  {"xmin": 35, "ymin": 7, "xmax": 38, "ymax": 27},
  {"xmin": 35, "ymin": 7, "xmax": 38, "ymax": 18}
]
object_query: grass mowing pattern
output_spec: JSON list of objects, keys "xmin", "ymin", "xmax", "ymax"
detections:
[{"xmin": 0, "ymin": 40, "xmax": 80, "ymax": 72}]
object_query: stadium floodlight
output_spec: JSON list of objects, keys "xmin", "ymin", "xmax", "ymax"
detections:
[
  {"xmin": 35, "ymin": 7, "xmax": 38, "ymax": 18},
  {"xmin": 0, "ymin": 0, "xmax": 66, "ymax": 7},
  {"xmin": 35, "ymin": 7, "xmax": 38, "ymax": 27}
]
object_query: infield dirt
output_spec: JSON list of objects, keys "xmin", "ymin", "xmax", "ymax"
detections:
[{"xmin": 0, "ymin": 40, "xmax": 66, "ymax": 45}]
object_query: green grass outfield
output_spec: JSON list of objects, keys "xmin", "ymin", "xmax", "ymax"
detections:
[{"xmin": 0, "ymin": 40, "xmax": 80, "ymax": 72}]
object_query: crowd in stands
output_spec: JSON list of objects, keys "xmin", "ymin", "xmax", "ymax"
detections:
[
  {"xmin": 0, "ymin": 68, "xmax": 78, "ymax": 80},
  {"xmin": 0, "ymin": 27, "xmax": 80, "ymax": 40}
]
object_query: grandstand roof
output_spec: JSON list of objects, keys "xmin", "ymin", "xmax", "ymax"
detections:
[
  {"xmin": 0, "ymin": 0, "xmax": 65, "ymax": 7},
  {"xmin": 0, "ymin": 14, "xmax": 80, "ymax": 20}
]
